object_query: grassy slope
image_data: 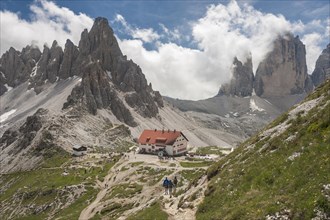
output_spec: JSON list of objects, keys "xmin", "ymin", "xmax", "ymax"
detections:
[
  {"xmin": 197, "ymin": 80, "xmax": 330, "ymax": 219},
  {"xmin": 126, "ymin": 201, "xmax": 168, "ymax": 220},
  {"xmin": 0, "ymin": 151, "xmax": 117, "ymax": 220}
]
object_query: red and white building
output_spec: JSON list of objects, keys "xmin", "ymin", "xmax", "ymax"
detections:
[{"xmin": 138, "ymin": 129, "xmax": 188, "ymax": 156}]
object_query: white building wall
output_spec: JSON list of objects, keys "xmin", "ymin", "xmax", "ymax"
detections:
[
  {"xmin": 73, "ymin": 150, "xmax": 86, "ymax": 156},
  {"xmin": 165, "ymin": 145, "xmax": 174, "ymax": 156},
  {"xmin": 139, "ymin": 144, "xmax": 166, "ymax": 153},
  {"xmin": 172, "ymin": 134, "xmax": 188, "ymax": 155}
]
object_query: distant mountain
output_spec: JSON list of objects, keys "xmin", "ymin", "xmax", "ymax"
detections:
[
  {"xmin": 216, "ymin": 34, "xmax": 315, "ymax": 98},
  {"xmin": 168, "ymin": 34, "xmax": 329, "ymax": 138},
  {"xmin": 197, "ymin": 79, "xmax": 330, "ymax": 219},
  {"xmin": 218, "ymin": 56, "xmax": 254, "ymax": 97},
  {"xmin": 311, "ymin": 43, "xmax": 330, "ymax": 87},
  {"xmin": 255, "ymin": 34, "xmax": 313, "ymax": 97}
]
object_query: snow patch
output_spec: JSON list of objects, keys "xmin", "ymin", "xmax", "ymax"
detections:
[
  {"xmin": 250, "ymin": 99, "xmax": 264, "ymax": 112},
  {"xmin": 0, "ymin": 109, "xmax": 17, "ymax": 123},
  {"xmin": 4, "ymin": 84, "xmax": 13, "ymax": 92},
  {"xmin": 252, "ymin": 88, "xmax": 256, "ymax": 96},
  {"xmin": 264, "ymin": 99, "xmax": 273, "ymax": 105},
  {"xmin": 223, "ymin": 122, "xmax": 230, "ymax": 128},
  {"xmin": 106, "ymin": 71, "xmax": 112, "ymax": 79},
  {"xmin": 31, "ymin": 64, "xmax": 38, "ymax": 77}
]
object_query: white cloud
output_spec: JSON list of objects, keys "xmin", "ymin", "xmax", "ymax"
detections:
[
  {"xmin": 302, "ymin": 33, "xmax": 323, "ymax": 74},
  {"xmin": 0, "ymin": 0, "xmax": 93, "ymax": 54},
  {"xmin": 299, "ymin": 18, "xmax": 329, "ymax": 74},
  {"xmin": 118, "ymin": 1, "xmax": 304, "ymax": 100},
  {"xmin": 114, "ymin": 14, "xmax": 160, "ymax": 43},
  {"xmin": 119, "ymin": 39, "xmax": 218, "ymax": 100},
  {"xmin": 159, "ymin": 23, "xmax": 181, "ymax": 41}
]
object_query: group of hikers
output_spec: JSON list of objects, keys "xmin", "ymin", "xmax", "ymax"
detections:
[{"xmin": 163, "ymin": 176, "xmax": 178, "ymax": 198}]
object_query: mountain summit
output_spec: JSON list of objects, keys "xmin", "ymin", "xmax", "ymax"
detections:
[
  {"xmin": 311, "ymin": 43, "xmax": 330, "ymax": 87},
  {"xmin": 255, "ymin": 34, "xmax": 313, "ymax": 97},
  {"xmin": 218, "ymin": 56, "xmax": 254, "ymax": 97}
]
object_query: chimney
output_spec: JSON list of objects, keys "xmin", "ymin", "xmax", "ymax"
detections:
[
  {"xmin": 154, "ymin": 129, "xmax": 157, "ymax": 132},
  {"xmin": 168, "ymin": 129, "xmax": 170, "ymax": 133},
  {"xmin": 162, "ymin": 129, "xmax": 164, "ymax": 133},
  {"xmin": 174, "ymin": 129, "xmax": 176, "ymax": 133}
]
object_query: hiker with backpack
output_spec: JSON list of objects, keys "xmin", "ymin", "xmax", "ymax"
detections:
[{"xmin": 163, "ymin": 177, "xmax": 169, "ymax": 195}]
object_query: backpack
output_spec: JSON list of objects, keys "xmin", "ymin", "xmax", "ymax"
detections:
[{"xmin": 163, "ymin": 179, "xmax": 169, "ymax": 187}]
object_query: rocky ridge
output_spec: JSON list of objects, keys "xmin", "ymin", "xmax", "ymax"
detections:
[
  {"xmin": 218, "ymin": 56, "xmax": 254, "ymax": 97},
  {"xmin": 218, "ymin": 34, "xmax": 315, "ymax": 98},
  {"xmin": 311, "ymin": 43, "xmax": 330, "ymax": 87},
  {"xmin": 255, "ymin": 34, "xmax": 312, "ymax": 97},
  {"xmin": 0, "ymin": 17, "xmax": 163, "ymax": 126}
]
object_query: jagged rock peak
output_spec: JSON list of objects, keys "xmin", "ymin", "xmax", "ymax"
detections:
[
  {"xmin": 58, "ymin": 39, "xmax": 79, "ymax": 79},
  {"xmin": 51, "ymin": 40, "xmax": 59, "ymax": 48},
  {"xmin": 218, "ymin": 56, "xmax": 254, "ymax": 97},
  {"xmin": 63, "ymin": 62, "xmax": 137, "ymax": 126},
  {"xmin": 0, "ymin": 45, "xmax": 40, "ymax": 93},
  {"xmin": 94, "ymin": 17, "xmax": 110, "ymax": 26},
  {"xmin": 311, "ymin": 43, "xmax": 330, "ymax": 87},
  {"xmin": 254, "ymin": 33, "xmax": 310, "ymax": 97}
]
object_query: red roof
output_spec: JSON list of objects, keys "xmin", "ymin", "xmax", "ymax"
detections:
[{"xmin": 138, "ymin": 130, "xmax": 188, "ymax": 145}]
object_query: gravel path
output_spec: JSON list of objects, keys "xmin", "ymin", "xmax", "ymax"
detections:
[{"xmin": 79, "ymin": 151, "xmax": 208, "ymax": 220}]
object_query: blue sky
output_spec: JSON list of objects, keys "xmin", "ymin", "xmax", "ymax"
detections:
[
  {"xmin": 2, "ymin": 1, "xmax": 329, "ymax": 45},
  {"xmin": 1, "ymin": 0, "xmax": 329, "ymax": 100}
]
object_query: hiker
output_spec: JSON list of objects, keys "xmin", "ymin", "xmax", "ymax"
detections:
[
  {"xmin": 168, "ymin": 179, "xmax": 174, "ymax": 198},
  {"xmin": 173, "ymin": 176, "xmax": 178, "ymax": 193},
  {"xmin": 163, "ymin": 177, "xmax": 169, "ymax": 195}
]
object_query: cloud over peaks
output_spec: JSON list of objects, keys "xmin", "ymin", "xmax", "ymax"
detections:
[
  {"xmin": 118, "ymin": 1, "xmax": 312, "ymax": 100},
  {"xmin": 0, "ymin": 0, "xmax": 93, "ymax": 54}
]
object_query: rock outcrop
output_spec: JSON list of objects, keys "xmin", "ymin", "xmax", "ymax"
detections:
[
  {"xmin": 254, "ymin": 34, "xmax": 311, "ymax": 97},
  {"xmin": 218, "ymin": 56, "xmax": 254, "ymax": 97},
  {"xmin": 58, "ymin": 39, "xmax": 79, "ymax": 79},
  {"xmin": 311, "ymin": 43, "xmax": 330, "ymax": 87},
  {"xmin": 0, "ymin": 46, "xmax": 41, "ymax": 95},
  {"xmin": 63, "ymin": 63, "xmax": 137, "ymax": 126},
  {"xmin": 30, "ymin": 41, "xmax": 64, "ymax": 93}
]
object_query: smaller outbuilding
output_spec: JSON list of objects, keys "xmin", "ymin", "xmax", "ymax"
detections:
[{"xmin": 72, "ymin": 145, "xmax": 87, "ymax": 156}]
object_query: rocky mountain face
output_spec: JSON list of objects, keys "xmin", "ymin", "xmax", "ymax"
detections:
[
  {"xmin": 311, "ymin": 43, "xmax": 330, "ymax": 87},
  {"xmin": 218, "ymin": 56, "xmax": 254, "ymax": 97},
  {"xmin": 255, "ymin": 34, "xmax": 312, "ymax": 97},
  {"xmin": 0, "ymin": 46, "xmax": 41, "ymax": 95},
  {"xmin": 218, "ymin": 34, "xmax": 315, "ymax": 98},
  {"xmin": 0, "ymin": 17, "xmax": 163, "ymax": 125}
]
